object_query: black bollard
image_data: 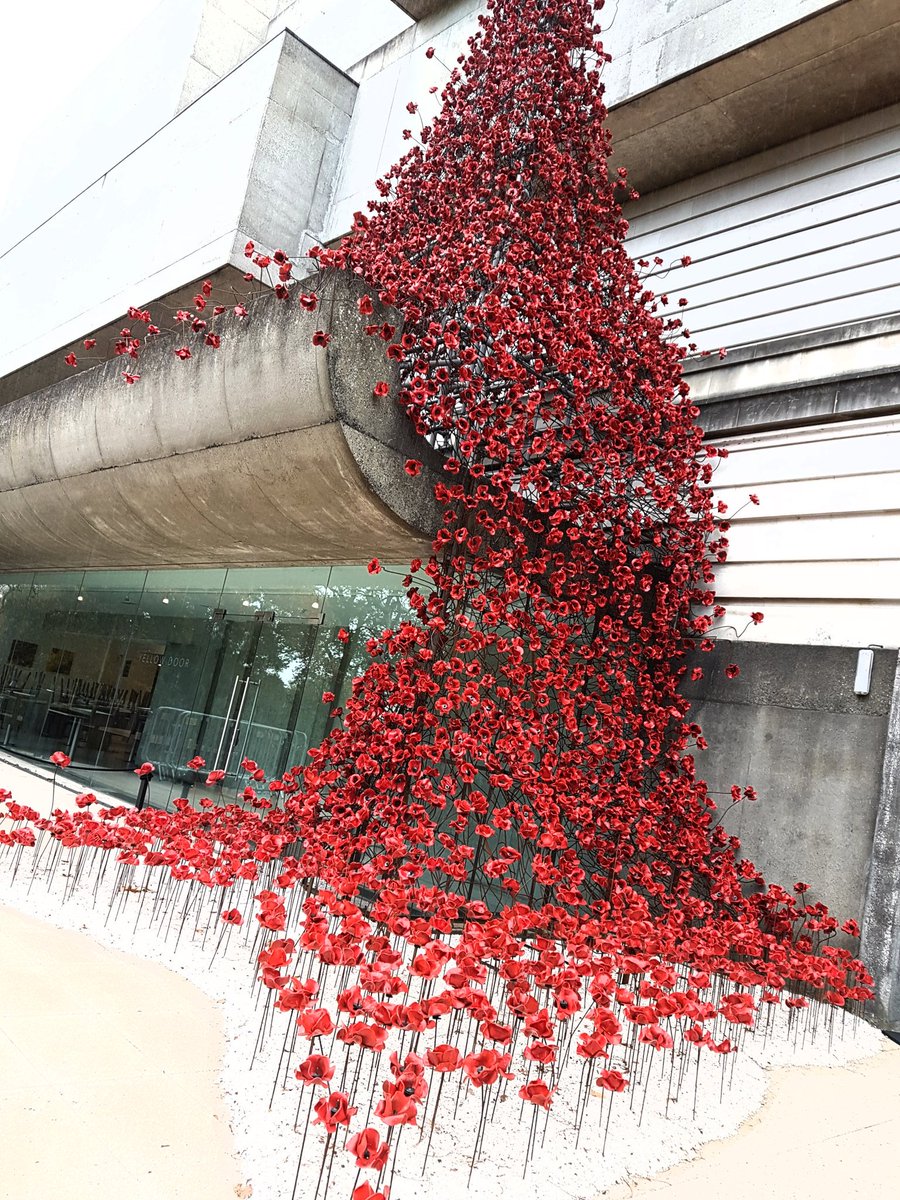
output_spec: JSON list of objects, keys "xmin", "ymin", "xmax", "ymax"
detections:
[{"xmin": 135, "ymin": 766, "xmax": 154, "ymax": 810}]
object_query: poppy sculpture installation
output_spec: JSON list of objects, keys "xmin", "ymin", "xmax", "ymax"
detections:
[{"xmin": 1, "ymin": 1, "xmax": 873, "ymax": 1197}]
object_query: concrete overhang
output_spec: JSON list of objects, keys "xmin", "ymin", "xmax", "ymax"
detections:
[
  {"xmin": 0, "ymin": 277, "xmax": 439, "ymax": 571},
  {"xmin": 609, "ymin": 0, "xmax": 900, "ymax": 193},
  {"xmin": 0, "ymin": 266, "xmax": 248, "ymax": 411}
]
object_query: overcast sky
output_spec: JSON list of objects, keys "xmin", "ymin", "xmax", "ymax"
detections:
[{"xmin": 0, "ymin": 0, "xmax": 410, "ymax": 252}]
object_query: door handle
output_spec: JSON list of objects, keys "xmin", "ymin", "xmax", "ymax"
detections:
[
  {"xmin": 223, "ymin": 676, "xmax": 256, "ymax": 775},
  {"xmin": 212, "ymin": 675, "xmax": 241, "ymax": 772},
  {"xmin": 235, "ymin": 681, "xmax": 261, "ymax": 774}
]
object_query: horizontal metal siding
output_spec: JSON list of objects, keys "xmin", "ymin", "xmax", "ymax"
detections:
[
  {"xmin": 707, "ymin": 414, "xmax": 900, "ymax": 647},
  {"xmin": 626, "ymin": 105, "xmax": 900, "ymax": 353}
]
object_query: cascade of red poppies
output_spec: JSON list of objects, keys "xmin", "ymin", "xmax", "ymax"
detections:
[
  {"xmin": 2, "ymin": 0, "xmax": 873, "ymax": 1194},
  {"xmin": 275, "ymin": 0, "xmax": 871, "ymax": 1000}
]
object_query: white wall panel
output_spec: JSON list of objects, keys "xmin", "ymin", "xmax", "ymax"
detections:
[
  {"xmin": 711, "ymin": 422, "xmax": 900, "ymax": 485},
  {"xmin": 0, "ymin": 42, "xmax": 281, "ymax": 378},
  {"xmin": 633, "ymin": 119, "xmax": 900, "ymax": 229},
  {"xmin": 714, "ymin": 473, "xmax": 900, "ymax": 520},
  {"xmin": 715, "ymin": 560, "xmax": 900, "ymax": 602},
  {"xmin": 726, "ymin": 514, "xmax": 900, "ymax": 563},
  {"xmin": 708, "ymin": 601, "xmax": 900, "ymax": 650},
  {"xmin": 684, "ymin": 235, "xmax": 900, "ymax": 314}
]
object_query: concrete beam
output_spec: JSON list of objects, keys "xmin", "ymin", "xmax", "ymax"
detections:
[
  {"xmin": 697, "ymin": 369, "xmax": 900, "ymax": 438},
  {"xmin": 609, "ymin": 0, "xmax": 900, "ymax": 193},
  {"xmin": 0, "ymin": 277, "xmax": 439, "ymax": 571},
  {"xmin": 391, "ymin": 1, "xmax": 451, "ymax": 19},
  {"xmin": 0, "ymin": 265, "xmax": 247, "ymax": 411},
  {"xmin": 683, "ymin": 316, "xmax": 900, "ymax": 436}
]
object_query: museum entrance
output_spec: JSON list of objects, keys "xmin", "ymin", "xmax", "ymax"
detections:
[{"xmin": 0, "ymin": 564, "xmax": 420, "ymax": 808}]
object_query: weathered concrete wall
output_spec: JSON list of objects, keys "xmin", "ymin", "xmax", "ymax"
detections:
[
  {"xmin": 683, "ymin": 641, "xmax": 895, "ymax": 1018},
  {"xmin": 861, "ymin": 654, "xmax": 900, "ymax": 1029},
  {"xmin": 238, "ymin": 33, "xmax": 357, "ymax": 254},
  {"xmin": 603, "ymin": 0, "xmax": 868, "ymax": 104},
  {"xmin": 374, "ymin": 0, "xmax": 856, "ymax": 91},
  {"xmin": 0, "ymin": 276, "xmax": 439, "ymax": 571},
  {"xmin": 393, "ymin": 1, "xmax": 449, "ymax": 18},
  {"xmin": 0, "ymin": 0, "xmax": 204, "ymax": 257},
  {"xmin": 267, "ymin": 1, "xmax": 413, "ymax": 69},
  {"xmin": 178, "ymin": 0, "xmax": 285, "ymax": 111}
]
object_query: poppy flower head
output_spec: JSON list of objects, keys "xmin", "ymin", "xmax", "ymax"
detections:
[
  {"xmin": 346, "ymin": 1127, "xmax": 389, "ymax": 1171},
  {"xmin": 313, "ymin": 1090, "xmax": 356, "ymax": 1132},
  {"xmin": 596, "ymin": 1069, "xmax": 628, "ymax": 1093},
  {"xmin": 295, "ymin": 1053, "xmax": 334, "ymax": 1088}
]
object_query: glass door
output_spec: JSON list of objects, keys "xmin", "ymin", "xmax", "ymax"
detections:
[
  {"xmin": 162, "ymin": 616, "xmax": 324, "ymax": 799},
  {"xmin": 227, "ymin": 619, "xmax": 321, "ymax": 782}
]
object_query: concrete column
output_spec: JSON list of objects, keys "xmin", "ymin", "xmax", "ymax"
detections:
[{"xmin": 861, "ymin": 651, "xmax": 900, "ymax": 1029}]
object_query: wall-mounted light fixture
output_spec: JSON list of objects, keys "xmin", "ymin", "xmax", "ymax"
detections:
[{"xmin": 854, "ymin": 647, "xmax": 880, "ymax": 697}]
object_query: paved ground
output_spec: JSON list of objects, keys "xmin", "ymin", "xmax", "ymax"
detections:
[
  {"xmin": 0, "ymin": 904, "xmax": 243, "ymax": 1200},
  {"xmin": 604, "ymin": 1038, "xmax": 900, "ymax": 1200}
]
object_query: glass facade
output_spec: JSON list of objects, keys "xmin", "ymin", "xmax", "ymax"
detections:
[{"xmin": 0, "ymin": 564, "xmax": 420, "ymax": 809}]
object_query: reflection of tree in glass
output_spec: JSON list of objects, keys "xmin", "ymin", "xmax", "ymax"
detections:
[{"xmin": 234, "ymin": 576, "xmax": 433, "ymax": 765}]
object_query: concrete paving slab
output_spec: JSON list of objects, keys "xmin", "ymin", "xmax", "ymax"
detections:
[
  {"xmin": 603, "ymin": 1040, "xmax": 900, "ymax": 1200},
  {"xmin": 0, "ymin": 905, "xmax": 243, "ymax": 1200}
]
